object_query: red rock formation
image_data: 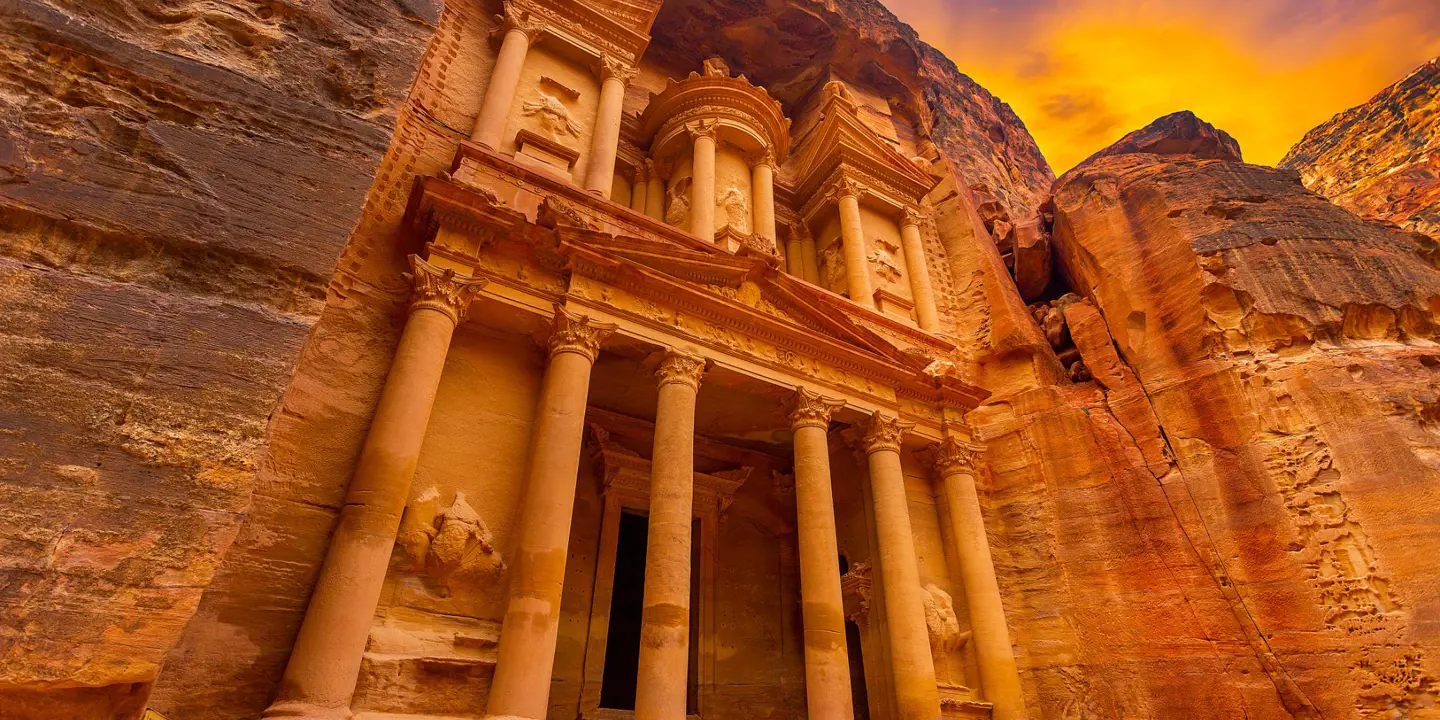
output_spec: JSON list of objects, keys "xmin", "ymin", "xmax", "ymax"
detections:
[
  {"xmin": 1079, "ymin": 109, "xmax": 1243, "ymax": 165},
  {"xmin": 1281, "ymin": 57, "xmax": 1440, "ymax": 239}
]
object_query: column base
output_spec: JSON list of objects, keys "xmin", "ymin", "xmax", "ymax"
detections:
[{"xmin": 261, "ymin": 701, "xmax": 353, "ymax": 720}]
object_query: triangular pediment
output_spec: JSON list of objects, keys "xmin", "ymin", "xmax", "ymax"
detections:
[
  {"xmin": 557, "ymin": 229, "xmax": 937, "ymax": 370},
  {"xmin": 792, "ymin": 100, "xmax": 939, "ymax": 202}
]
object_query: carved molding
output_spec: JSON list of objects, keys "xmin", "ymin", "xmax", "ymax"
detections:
[
  {"xmin": 790, "ymin": 386, "xmax": 846, "ymax": 430},
  {"xmin": 657, "ymin": 349, "xmax": 707, "ymax": 391},
  {"xmin": 862, "ymin": 411, "xmax": 913, "ymax": 454},
  {"xmin": 405, "ymin": 254, "xmax": 488, "ymax": 324},
  {"xmin": 549, "ymin": 305, "xmax": 616, "ymax": 361}
]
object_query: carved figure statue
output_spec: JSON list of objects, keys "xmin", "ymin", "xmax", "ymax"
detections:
[
  {"xmin": 522, "ymin": 91, "xmax": 581, "ymax": 139},
  {"xmin": 868, "ymin": 245, "xmax": 902, "ymax": 283},
  {"xmin": 703, "ymin": 56, "xmax": 731, "ymax": 77},
  {"xmin": 823, "ymin": 78, "xmax": 857, "ymax": 106},
  {"xmin": 665, "ymin": 176, "xmax": 692, "ymax": 228},
  {"xmin": 718, "ymin": 185, "xmax": 750, "ymax": 233},
  {"xmin": 397, "ymin": 487, "xmax": 505, "ymax": 596},
  {"xmin": 819, "ymin": 242, "xmax": 846, "ymax": 292},
  {"xmin": 922, "ymin": 583, "xmax": 972, "ymax": 686}
]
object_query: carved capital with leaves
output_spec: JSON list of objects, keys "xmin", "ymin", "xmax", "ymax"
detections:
[
  {"xmin": 498, "ymin": 2, "xmax": 546, "ymax": 41},
  {"xmin": 405, "ymin": 254, "xmax": 488, "ymax": 324},
  {"xmin": 924, "ymin": 436, "xmax": 982, "ymax": 476},
  {"xmin": 656, "ymin": 349, "xmax": 707, "ymax": 391},
  {"xmin": 861, "ymin": 411, "xmax": 913, "ymax": 455},
  {"xmin": 548, "ymin": 305, "xmax": 616, "ymax": 362},
  {"xmin": 826, "ymin": 174, "xmax": 866, "ymax": 203},
  {"xmin": 789, "ymin": 386, "xmax": 846, "ymax": 431},
  {"xmin": 687, "ymin": 119, "xmax": 718, "ymax": 141},
  {"xmin": 599, "ymin": 53, "xmax": 638, "ymax": 84},
  {"xmin": 901, "ymin": 205, "xmax": 927, "ymax": 229}
]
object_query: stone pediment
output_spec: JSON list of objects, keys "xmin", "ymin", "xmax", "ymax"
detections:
[
  {"xmin": 556, "ymin": 228, "xmax": 942, "ymax": 371},
  {"xmin": 791, "ymin": 94, "xmax": 939, "ymax": 207}
]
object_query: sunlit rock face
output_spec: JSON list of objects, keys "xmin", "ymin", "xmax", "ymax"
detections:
[{"xmin": 1281, "ymin": 57, "xmax": 1440, "ymax": 240}]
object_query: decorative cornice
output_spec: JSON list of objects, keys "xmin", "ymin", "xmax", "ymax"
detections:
[
  {"xmin": 901, "ymin": 205, "xmax": 926, "ymax": 229},
  {"xmin": 923, "ymin": 436, "xmax": 982, "ymax": 476},
  {"xmin": 498, "ymin": 2, "xmax": 547, "ymax": 42},
  {"xmin": 862, "ymin": 411, "xmax": 913, "ymax": 455},
  {"xmin": 656, "ymin": 349, "xmax": 707, "ymax": 391},
  {"xmin": 598, "ymin": 53, "xmax": 637, "ymax": 84},
  {"xmin": 790, "ymin": 386, "xmax": 846, "ymax": 430},
  {"xmin": 548, "ymin": 305, "xmax": 616, "ymax": 361},
  {"xmin": 405, "ymin": 254, "xmax": 488, "ymax": 324}
]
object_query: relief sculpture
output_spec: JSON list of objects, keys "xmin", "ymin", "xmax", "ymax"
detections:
[
  {"xmin": 522, "ymin": 91, "xmax": 582, "ymax": 140},
  {"xmin": 398, "ymin": 487, "xmax": 506, "ymax": 596}
]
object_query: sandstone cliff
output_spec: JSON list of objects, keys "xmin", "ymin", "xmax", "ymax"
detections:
[
  {"xmin": 1281, "ymin": 57, "xmax": 1440, "ymax": 239},
  {"xmin": 974, "ymin": 110, "xmax": 1440, "ymax": 717}
]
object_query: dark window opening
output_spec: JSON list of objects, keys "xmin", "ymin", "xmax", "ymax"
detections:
[
  {"xmin": 839, "ymin": 553, "xmax": 850, "ymax": 575},
  {"xmin": 600, "ymin": 511, "xmax": 649, "ymax": 709},
  {"xmin": 846, "ymin": 619, "xmax": 870, "ymax": 719}
]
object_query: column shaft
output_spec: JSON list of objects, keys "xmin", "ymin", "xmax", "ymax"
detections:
[
  {"xmin": 800, "ymin": 235, "xmax": 819, "ymax": 284},
  {"xmin": 631, "ymin": 176, "xmax": 649, "ymax": 213},
  {"xmin": 472, "ymin": 27, "xmax": 533, "ymax": 148},
  {"xmin": 863, "ymin": 414, "xmax": 940, "ymax": 719},
  {"xmin": 791, "ymin": 390, "xmax": 855, "ymax": 719},
  {"xmin": 486, "ymin": 309, "xmax": 614, "ymax": 720},
  {"xmin": 786, "ymin": 234, "xmax": 805, "ymax": 278},
  {"xmin": 752, "ymin": 159, "xmax": 777, "ymax": 246},
  {"xmin": 838, "ymin": 194, "xmax": 874, "ymax": 308},
  {"xmin": 634, "ymin": 352, "xmax": 706, "ymax": 720},
  {"xmin": 900, "ymin": 217, "xmax": 940, "ymax": 331},
  {"xmin": 583, "ymin": 71, "xmax": 628, "ymax": 195},
  {"xmin": 646, "ymin": 164, "xmax": 666, "ymax": 221},
  {"xmin": 936, "ymin": 445, "xmax": 1027, "ymax": 720},
  {"xmin": 691, "ymin": 132, "xmax": 717, "ymax": 243},
  {"xmin": 264, "ymin": 258, "xmax": 484, "ymax": 720}
]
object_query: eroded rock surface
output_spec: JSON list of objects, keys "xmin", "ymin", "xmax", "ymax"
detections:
[{"xmin": 1282, "ymin": 57, "xmax": 1440, "ymax": 239}]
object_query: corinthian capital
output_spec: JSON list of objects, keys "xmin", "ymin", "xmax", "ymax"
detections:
[
  {"xmin": 924, "ymin": 436, "xmax": 982, "ymax": 476},
  {"xmin": 548, "ymin": 305, "xmax": 616, "ymax": 362},
  {"xmin": 861, "ymin": 411, "xmax": 913, "ymax": 455},
  {"xmin": 789, "ymin": 387, "xmax": 845, "ymax": 430},
  {"xmin": 656, "ymin": 349, "xmax": 707, "ymax": 391},
  {"xmin": 405, "ymin": 255, "xmax": 488, "ymax": 324},
  {"xmin": 825, "ymin": 174, "xmax": 866, "ymax": 203},
  {"xmin": 901, "ymin": 205, "xmax": 926, "ymax": 229},
  {"xmin": 599, "ymin": 53, "xmax": 637, "ymax": 84},
  {"xmin": 498, "ymin": 2, "xmax": 546, "ymax": 41},
  {"xmin": 687, "ymin": 119, "xmax": 718, "ymax": 141}
]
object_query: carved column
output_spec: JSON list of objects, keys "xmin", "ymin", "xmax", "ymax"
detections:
[
  {"xmin": 472, "ymin": 4, "xmax": 545, "ymax": 149},
  {"xmin": 900, "ymin": 207, "xmax": 941, "ymax": 332},
  {"xmin": 751, "ymin": 151, "xmax": 778, "ymax": 247},
  {"xmin": 635, "ymin": 351, "xmax": 707, "ymax": 720},
  {"xmin": 584, "ymin": 54, "xmax": 636, "ymax": 196},
  {"xmin": 790, "ymin": 389, "xmax": 856, "ymax": 719},
  {"xmin": 646, "ymin": 160, "xmax": 667, "ymax": 221},
  {"xmin": 485, "ymin": 307, "xmax": 616, "ymax": 720},
  {"xmin": 689, "ymin": 122, "xmax": 717, "ymax": 243},
  {"xmin": 928, "ymin": 438, "xmax": 1027, "ymax": 720},
  {"xmin": 263, "ymin": 257, "xmax": 486, "ymax": 720},
  {"xmin": 862, "ymin": 412, "xmax": 941, "ymax": 719},
  {"xmin": 631, "ymin": 165, "xmax": 649, "ymax": 213},
  {"xmin": 833, "ymin": 176, "xmax": 875, "ymax": 308},
  {"xmin": 785, "ymin": 224, "xmax": 806, "ymax": 279},
  {"xmin": 800, "ymin": 226, "xmax": 820, "ymax": 284}
]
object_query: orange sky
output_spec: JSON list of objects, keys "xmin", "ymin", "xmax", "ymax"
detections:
[{"xmin": 882, "ymin": 0, "xmax": 1440, "ymax": 172}]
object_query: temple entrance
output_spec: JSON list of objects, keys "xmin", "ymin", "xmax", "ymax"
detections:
[
  {"xmin": 597, "ymin": 511, "xmax": 702, "ymax": 714},
  {"xmin": 599, "ymin": 511, "xmax": 649, "ymax": 710}
]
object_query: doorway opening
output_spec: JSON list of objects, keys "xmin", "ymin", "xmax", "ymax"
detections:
[
  {"xmin": 600, "ymin": 511, "xmax": 648, "ymax": 709},
  {"xmin": 846, "ymin": 619, "xmax": 870, "ymax": 719}
]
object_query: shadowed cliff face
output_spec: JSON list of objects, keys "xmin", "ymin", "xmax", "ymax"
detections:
[
  {"xmin": 647, "ymin": 0, "xmax": 1055, "ymax": 217},
  {"xmin": 1281, "ymin": 57, "xmax": 1440, "ymax": 240},
  {"xmin": 983, "ymin": 111, "xmax": 1440, "ymax": 717}
]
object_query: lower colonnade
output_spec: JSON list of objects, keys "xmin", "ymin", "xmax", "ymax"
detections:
[{"xmin": 261, "ymin": 251, "xmax": 1025, "ymax": 720}]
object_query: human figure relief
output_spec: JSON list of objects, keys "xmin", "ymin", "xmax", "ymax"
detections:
[
  {"xmin": 820, "ymin": 242, "xmax": 847, "ymax": 292},
  {"xmin": 717, "ymin": 185, "xmax": 750, "ymax": 233},
  {"xmin": 665, "ymin": 176, "xmax": 692, "ymax": 228},
  {"xmin": 868, "ymin": 244, "xmax": 903, "ymax": 283},
  {"xmin": 922, "ymin": 583, "xmax": 972, "ymax": 686},
  {"xmin": 522, "ymin": 91, "xmax": 582, "ymax": 140}
]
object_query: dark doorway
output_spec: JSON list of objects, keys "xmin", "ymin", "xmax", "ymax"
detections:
[
  {"xmin": 846, "ymin": 619, "xmax": 870, "ymax": 719},
  {"xmin": 600, "ymin": 511, "xmax": 649, "ymax": 709}
]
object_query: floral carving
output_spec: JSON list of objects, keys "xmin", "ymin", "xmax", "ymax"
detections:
[
  {"xmin": 548, "ymin": 305, "xmax": 616, "ymax": 361},
  {"xmin": 790, "ymin": 387, "xmax": 846, "ymax": 430},
  {"xmin": 405, "ymin": 254, "xmax": 488, "ymax": 324},
  {"xmin": 656, "ymin": 349, "xmax": 707, "ymax": 390},
  {"xmin": 926, "ymin": 436, "xmax": 982, "ymax": 475},
  {"xmin": 862, "ymin": 411, "xmax": 913, "ymax": 454}
]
